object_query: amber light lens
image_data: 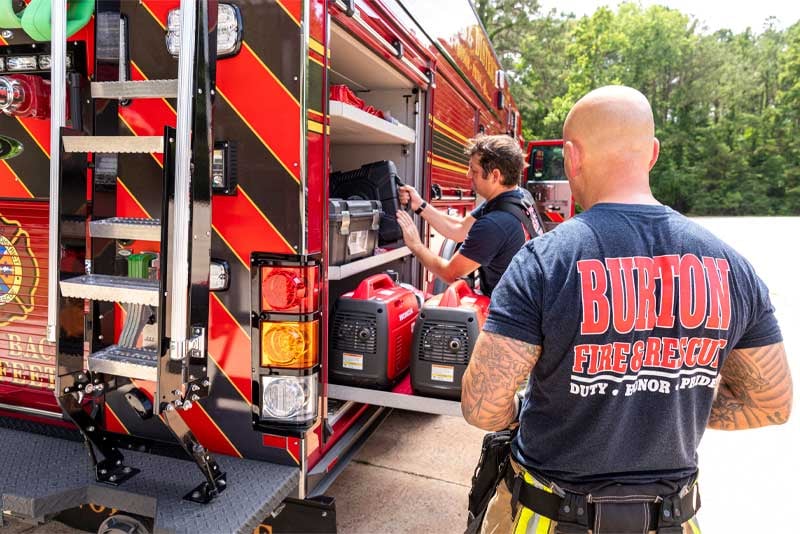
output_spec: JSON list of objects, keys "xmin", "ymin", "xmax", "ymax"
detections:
[
  {"xmin": 260, "ymin": 320, "xmax": 319, "ymax": 368},
  {"xmin": 261, "ymin": 266, "xmax": 320, "ymax": 314}
]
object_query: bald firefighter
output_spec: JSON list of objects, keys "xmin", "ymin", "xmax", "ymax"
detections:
[{"xmin": 462, "ymin": 86, "xmax": 792, "ymax": 534}]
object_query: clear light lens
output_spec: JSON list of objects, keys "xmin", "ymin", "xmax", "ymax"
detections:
[
  {"xmin": 37, "ymin": 55, "xmax": 72, "ymax": 70},
  {"xmin": 209, "ymin": 261, "xmax": 229, "ymax": 291},
  {"xmin": 260, "ymin": 374, "xmax": 318, "ymax": 423},
  {"xmin": 165, "ymin": 32, "xmax": 181, "ymax": 57},
  {"xmin": 165, "ymin": 4, "xmax": 241, "ymax": 58},
  {"xmin": 7, "ymin": 57, "xmax": 37, "ymax": 72},
  {"xmin": 167, "ymin": 9, "xmax": 181, "ymax": 32},
  {"xmin": 212, "ymin": 148, "xmax": 225, "ymax": 188}
]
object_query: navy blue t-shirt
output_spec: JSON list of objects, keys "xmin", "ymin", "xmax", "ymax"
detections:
[
  {"xmin": 484, "ymin": 203, "xmax": 782, "ymax": 486},
  {"xmin": 460, "ymin": 189, "xmax": 527, "ymax": 295}
]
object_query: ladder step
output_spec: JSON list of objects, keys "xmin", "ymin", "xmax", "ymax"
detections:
[
  {"xmin": 90, "ymin": 217, "xmax": 162, "ymax": 241},
  {"xmin": 91, "ymin": 79, "xmax": 178, "ymax": 99},
  {"xmin": 63, "ymin": 136, "xmax": 164, "ymax": 154},
  {"xmin": 60, "ymin": 275, "xmax": 160, "ymax": 306},
  {"xmin": 88, "ymin": 345, "xmax": 158, "ymax": 382}
]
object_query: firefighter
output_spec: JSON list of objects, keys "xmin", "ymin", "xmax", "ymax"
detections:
[
  {"xmin": 396, "ymin": 134, "xmax": 537, "ymax": 296},
  {"xmin": 461, "ymin": 86, "xmax": 792, "ymax": 533}
]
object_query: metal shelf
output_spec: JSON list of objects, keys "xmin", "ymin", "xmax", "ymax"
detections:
[
  {"xmin": 90, "ymin": 217, "xmax": 161, "ymax": 241},
  {"xmin": 88, "ymin": 345, "xmax": 158, "ymax": 382},
  {"xmin": 328, "ymin": 246, "xmax": 411, "ymax": 280},
  {"xmin": 329, "ymin": 101, "xmax": 416, "ymax": 145},
  {"xmin": 327, "ymin": 380, "xmax": 462, "ymax": 417}
]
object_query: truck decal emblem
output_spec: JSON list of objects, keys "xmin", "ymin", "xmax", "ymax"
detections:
[{"xmin": 0, "ymin": 216, "xmax": 38, "ymax": 326}]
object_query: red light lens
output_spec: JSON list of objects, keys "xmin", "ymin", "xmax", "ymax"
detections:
[
  {"xmin": 0, "ymin": 75, "xmax": 50, "ymax": 119},
  {"xmin": 261, "ymin": 266, "xmax": 320, "ymax": 314}
]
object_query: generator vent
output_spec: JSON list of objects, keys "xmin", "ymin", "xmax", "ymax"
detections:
[
  {"xmin": 417, "ymin": 320, "xmax": 471, "ymax": 365},
  {"xmin": 332, "ymin": 311, "xmax": 377, "ymax": 354}
]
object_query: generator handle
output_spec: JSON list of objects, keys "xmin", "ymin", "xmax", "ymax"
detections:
[
  {"xmin": 352, "ymin": 273, "xmax": 395, "ymax": 300},
  {"xmin": 439, "ymin": 279, "xmax": 473, "ymax": 308}
]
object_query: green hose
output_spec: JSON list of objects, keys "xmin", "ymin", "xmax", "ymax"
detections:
[{"xmin": 0, "ymin": 0, "xmax": 94, "ymax": 41}]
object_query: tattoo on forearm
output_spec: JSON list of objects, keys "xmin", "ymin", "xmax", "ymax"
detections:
[
  {"xmin": 708, "ymin": 342, "xmax": 792, "ymax": 430},
  {"xmin": 461, "ymin": 332, "xmax": 541, "ymax": 431}
]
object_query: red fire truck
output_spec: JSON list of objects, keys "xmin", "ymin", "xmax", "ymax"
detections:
[
  {"xmin": 525, "ymin": 139, "xmax": 574, "ymax": 231},
  {"xmin": 0, "ymin": 1, "xmax": 524, "ymax": 532}
]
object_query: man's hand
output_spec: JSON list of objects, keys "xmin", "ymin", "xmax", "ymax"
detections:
[
  {"xmin": 398, "ymin": 185, "xmax": 423, "ymax": 211},
  {"xmin": 462, "ymin": 331, "xmax": 542, "ymax": 431},
  {"xmin": 396, "ymin": 210, "xmax": 424, "ymax": 250}
]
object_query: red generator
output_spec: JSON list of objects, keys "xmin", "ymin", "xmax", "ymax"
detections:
[
  {"xmin": 330, "ymin": 273, "xmax": 420, "ymax": 388},
  {"xmin": 411, "ymin": 280, "xmax": 490, "ymax": 400}
]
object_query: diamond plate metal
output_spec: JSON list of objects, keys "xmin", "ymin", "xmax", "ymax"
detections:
[
  {"xmin": 0, "ymin": 427, "xmax": 299, "ymax": 534},
  {"xmin": 91, "ymin": 80, "xmax": 179, "ymax": 99},
  {"xmin": 60, "ymin": 275, "xmax": 160, "ymax": 306},
  {"xmin": 62, "ymin": 136, "xmax": 164, "ymax": 154},
  {"xmin": 88, "ymin": 345, "xmax": 158, "ymax": 382},
  {"xmin": 89, "ymin": 217, "xmax": 162, "ymax": 241}
]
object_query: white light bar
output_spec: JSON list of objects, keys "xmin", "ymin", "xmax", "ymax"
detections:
[{"xmin": 166, "ymin": 3, "xmax": 243, "ymax": 58}]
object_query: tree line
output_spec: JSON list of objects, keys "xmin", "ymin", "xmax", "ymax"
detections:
[{"xmin": 475, "ymin": 0, "xmax": 800, "ymax": 215}]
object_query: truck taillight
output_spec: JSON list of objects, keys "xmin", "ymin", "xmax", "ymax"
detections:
[
  {"xmin": 260, "ymin": 320, "xmax": 319, "ymax": 369},
  {"xmin": 261, "ymin": 266, "xmax": 320, "ymax": 314},
  {"xmin": 0, "ymin": 75, "xmax": 50, "ymax": 119}
]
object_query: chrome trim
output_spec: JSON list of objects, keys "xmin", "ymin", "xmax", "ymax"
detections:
[
  {"xmin": 0, "ymin": 402, "xmax": 64, "ymax": 419},
  {"xmin": 299, "ymin": 0, "xmax": 309, "ymax": 254},
  {"xmin": 327, "ymin": 383, "xmax": 462, "ymax": 416},
  {"xmin": 327, "ymin": 246, "xmax": 411, "ymax": 280},
  {"xmin": 170, "ymin": 0, "xmax": 197, "ymax": 361},
  {"xmin": 47, "ymin": 0, "xmax": 68, "ymax": 342}
]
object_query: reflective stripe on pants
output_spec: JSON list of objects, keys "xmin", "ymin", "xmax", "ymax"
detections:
[{"xmin": 480, "ymin": 460, "xmax": 702, "ymax": 534}]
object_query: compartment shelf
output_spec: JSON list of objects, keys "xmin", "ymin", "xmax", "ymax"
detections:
[
  {"xmin": 327, "ymin": 375, "xmax": 462, "ymax": 417},
  {"xmin": 328, "ymin": 246, "xmax": 411, "ymax": 280},
  {"xmin": 329, "ymin": 101, "xmax": 416, "ymax": 145}
]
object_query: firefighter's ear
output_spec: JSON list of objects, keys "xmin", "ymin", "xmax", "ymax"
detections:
[
  {"xmin": 563, "ymin": 140, "xmax": 581, "ymax": 179},
  {"xmin": 648, "ymin": 137, "xmax": 660, "ymax": 171}
]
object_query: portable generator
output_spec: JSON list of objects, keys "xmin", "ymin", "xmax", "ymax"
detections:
[
  {"xmin": 330, "ymin": 273, "xmax": 421, "ymax": 389},
  {"xmin": 411, "ymin": 280, "xmax": 490, "ymax": 400}
]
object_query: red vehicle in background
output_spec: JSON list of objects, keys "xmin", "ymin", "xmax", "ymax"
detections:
[{"xmin": 525, "ymin": 139, "xmax": 575, "ymax": 231}]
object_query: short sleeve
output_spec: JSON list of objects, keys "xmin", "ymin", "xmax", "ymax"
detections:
[
  {"xmin": 482, "ymin": 246, "xmax": 543, "ymax": 346},
  {"xmin": 459, "ymin": 217, "xmax": 503, "ymax": 266},
  {"xmin": 735, "ymin": 272, "xmax": 783, "ymax": 349}
]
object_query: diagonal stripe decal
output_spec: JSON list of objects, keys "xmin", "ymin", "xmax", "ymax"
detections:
[
  {"xmin": 0, "ymin": 161, "xmax": 34, "ymax": 199},
  {"xmin": 213, "ymin": 187, "xmax": 295, "ymax": 257},
  {"xmin": 275, "ymin": 0, "xmax": 301, "ymax": 26},
  {"xmin": 209, "ymin": 293, "xmax": 251, "ymax": 404}
]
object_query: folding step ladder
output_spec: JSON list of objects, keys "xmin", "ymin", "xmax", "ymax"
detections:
[{"xmin": 46, "ymin": 0, "xmax": 225, "ymax": 503}]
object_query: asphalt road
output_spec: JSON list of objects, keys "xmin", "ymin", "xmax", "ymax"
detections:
[{"xmin": 4, "ymin": 217, "xmax": 798, "ymax": 534}]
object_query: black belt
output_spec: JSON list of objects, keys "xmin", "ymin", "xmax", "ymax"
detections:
[{"xmin": 504, "ymin": 467, "xmax": 700, "ymax": 533}]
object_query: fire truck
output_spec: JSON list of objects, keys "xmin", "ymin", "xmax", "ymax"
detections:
[
  {"xmin": 0, "ymin": 1, "xmax": 525, "ymax": 532},
  {"xmin": 525, "ymin": 139, "xmax": 574, "ymax": 231}
]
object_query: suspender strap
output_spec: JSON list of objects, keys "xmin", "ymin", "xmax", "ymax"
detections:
[{"xmin": 490, "ymin": 200, "xmax": 538, "ymax": 240}]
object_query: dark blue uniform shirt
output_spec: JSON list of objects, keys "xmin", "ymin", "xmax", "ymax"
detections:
[
  {"xmin": 484, "ymin": 203, "xmax": 782, "ymax": 485},
  {"xmin": 461, "ymin": 188, "xmax": 527, "ymax": 295}
]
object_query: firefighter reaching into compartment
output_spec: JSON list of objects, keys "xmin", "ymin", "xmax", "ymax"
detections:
[
  {"xmin": 461, "ymin": 86, "xmax": 792, "ymax": 533},
  {"xmin": 396, "ymin": 134, "xmax": 542, "ymax": 296}
]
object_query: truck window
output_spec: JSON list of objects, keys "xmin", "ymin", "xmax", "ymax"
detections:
[{"xmin": 527, "ymin": 146, "xmax": 565, "ymax": 182}]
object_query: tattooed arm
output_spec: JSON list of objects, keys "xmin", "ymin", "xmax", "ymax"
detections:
[
  {"xmin": 708, "ymin": 342, "xmax": 792, "ymax": 430},
  {"xmin": 461, "ymin": 331, "xmax": 542, "ymax": 431}
]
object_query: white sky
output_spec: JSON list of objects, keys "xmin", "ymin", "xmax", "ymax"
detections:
[{"xmin": 536, "ymin": 0, "xmax": 800, "ymax": 33}]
